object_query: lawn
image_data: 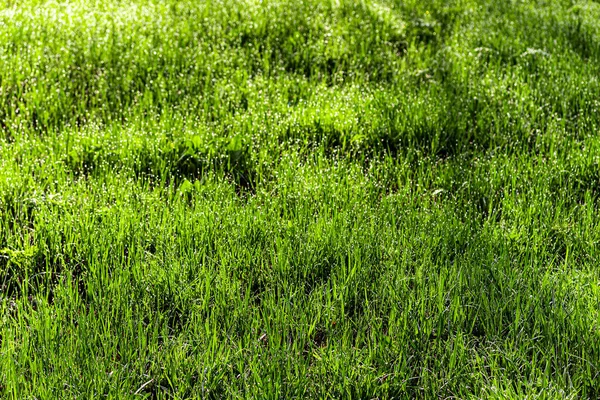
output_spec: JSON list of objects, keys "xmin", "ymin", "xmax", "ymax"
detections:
[{"xmin": 1, "ymin": 0, "xmax": 600, "ymax": 398}]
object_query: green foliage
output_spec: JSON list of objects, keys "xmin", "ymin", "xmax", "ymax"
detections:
[{"xmin": 1, "ymin": 0, "xmax": 600, "ymax": 398}]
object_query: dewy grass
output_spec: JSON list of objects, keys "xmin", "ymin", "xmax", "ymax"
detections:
[{"xmin": 1, "ymin": 0, "xmax": 600, "ymax": 398}]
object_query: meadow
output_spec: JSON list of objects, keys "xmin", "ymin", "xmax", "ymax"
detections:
[{"xmin": 1, "ymin": 0, "xmax": 600, "ymax": 398}]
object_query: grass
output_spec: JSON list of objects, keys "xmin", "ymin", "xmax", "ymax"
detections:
[{"xmin": 1, "ymin": 0, "xmax": 600, "ymax": 397}]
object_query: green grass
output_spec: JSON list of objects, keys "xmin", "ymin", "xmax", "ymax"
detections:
[{"xmin": 1, "ymin": 0, "xmax": 600, "ymax": 397}]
